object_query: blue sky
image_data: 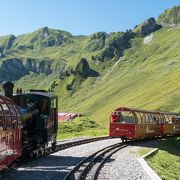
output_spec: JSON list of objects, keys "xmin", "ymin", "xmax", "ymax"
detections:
[{"xmin": 0, "ymin": 0, "xmax": 179, "ymax": 36}]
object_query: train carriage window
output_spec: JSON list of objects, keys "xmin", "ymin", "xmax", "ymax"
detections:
[
  {"xmin": 135, "ymin": 112, "xmax": 142, "ymax": 124},
  {"xmin": 169, "ymin": 115, "xmax": 175, "ymax": 124},
  {"xmin": 146, "ymin": 113, "xmax": 154, "ymax": 123},
  {"xmin": 51, "ymin": 99, "xmax": 57, "ymax": 109},
  {"xmin": 111, "ymin": 111, "xmax": 123, "ymax": 123},
  {"xmin": 172, "ymin": 117, "xmax": 176, "ymax": 124},
  {"xmin": 2, "ymin": 103, "xmax": 11, "ymax": 128},
  {"xmin": 157, "ymin": 114, "xmax": 164, "ymax": 124},
  {"xmin": 164, "ymin": 115, "xmax": 171, "ymax": 124},
  {"xmin": 154, "ymin": 114, "xmax": 159, "ymax": 124},
  {"xmin": 8, "ymin": 104, "xmax": 18, "ymax": 128},
  {"xmin": 151, "ymin": 114, "xmax": 156, "ymax": 123},
  {"xmin": 40, "ymin": 100, "xmax": 49, "ymax": 114},
  {"xmin": 140, "ymin": 113, "xmax": 146, "ymax": 124},
  {"xmin": 51, "ymin": 99, "xmax": 57, "ymax": 118},
  {"xmin": 176, "ymin": 117, "xmax": 180, "ymax": 124},
  {"xmin": 155, "ymin": 114, "xmax": 162, "ymax": 124},
  {"xmin": 121, "ymin": 111, "xmax": 135, "ymax": 123},
  {"xmin": 164, "ymin": 115, "xmax": 168, "ymax": 122}
]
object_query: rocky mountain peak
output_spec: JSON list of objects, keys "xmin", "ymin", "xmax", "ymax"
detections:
[
  {"xmin": 0, "ymin": 34, "xmax": 16, "ymax": 53},
  {"xmin": 38, "ymin": 26, "xmax": 49, "ymax": 39},
  {"xmin": 90, "ymin": 32, "xmax": 108, "ymax": 40}
]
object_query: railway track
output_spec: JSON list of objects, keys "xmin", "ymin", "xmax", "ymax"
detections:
[
  {"xmin": 0, "ymin": 136, "xmax": 110, "ymax": 177},
  {"xmin": 64, "ymin": 142, "xmax": 128, "ymax": 180},
  {"xmin": 45, "ymin": 136, "xmax": 110, "ymax": 155}
]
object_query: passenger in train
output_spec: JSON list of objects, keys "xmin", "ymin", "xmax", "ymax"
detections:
[
  {"xmin": 116, "ymin": 111, "xmax": 124, "ymax": 122},
  {"xmin": 111, "ymin": 111, "xmax": 123, "ymax": 122},
  {"xmin": 111, "ymin": 111, "xmax": 118, "ymax": 122}
]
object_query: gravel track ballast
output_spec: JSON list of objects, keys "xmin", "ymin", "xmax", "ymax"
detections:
[{"xmin": 1, "ymin": 138, "xmax": 154, "ymax": 180}]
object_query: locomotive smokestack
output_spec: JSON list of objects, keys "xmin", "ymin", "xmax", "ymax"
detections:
[{"xmin": 3, "ymin": 81, "xmax": 14, "ymax": 99}]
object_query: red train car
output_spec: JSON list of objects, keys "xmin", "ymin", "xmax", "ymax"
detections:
[
  {"xmin": 109, "ymin": 107, "xmax": 180, "ymax": 141},
  {"xmin": 0, "ymin": 95, "xmax": 22, "ymax": 171}
]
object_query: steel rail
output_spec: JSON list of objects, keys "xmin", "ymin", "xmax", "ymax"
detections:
[
  {"xmin": 64, "ymin": 142, "xmax": 127, "ymax": 180},
  {"xmin": 91, "ymin": 144, "xmax": 126, "ymax": 180},
  {"xmin": 45, "ymin": 136, "xmax": 110, "ymax": 155}
]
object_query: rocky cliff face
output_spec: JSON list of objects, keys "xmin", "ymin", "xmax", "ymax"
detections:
[
  {"xmin": 87, "ymin": 32, "xmax": 108, "ymax": 51},
  {"xmin": 104, "ymin": 30, "xmax": 133, "ymax": 58},
  {"xmin": 23, "ymin": 58, "xmax": 52, "ymax": 74},
  {"xmin": 91, "ymin": 31, "xmax": 133, "ymax": 61},
  {"xmin": 0, "ymin": 35, "xmax": 16, "ymax": 53},
  {"xmin": 0, "ymin": 58, "xmax": 53, "ymax": 83}
]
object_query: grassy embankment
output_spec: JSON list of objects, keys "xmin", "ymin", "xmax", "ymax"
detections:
[
  {"xmin": 57, "ymin": 116, "xmax": 107, "ymax": 140},
  {"xmin": 146, "ymin": 136, "xmax": 180, "ymax": 180}
]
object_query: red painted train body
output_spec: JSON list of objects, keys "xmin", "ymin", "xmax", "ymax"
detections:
[
  {"xmin": 109, "ymin": 107, "xmax": 180, "ymax": 141},
  {"xmin": 0, "ymin": 95, "xmax": 22, "ymax": 171}
]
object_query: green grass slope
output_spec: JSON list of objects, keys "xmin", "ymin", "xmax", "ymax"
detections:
[{"xmin": 146, "ymin": 136, "xmax": 180, "ymax": 180}]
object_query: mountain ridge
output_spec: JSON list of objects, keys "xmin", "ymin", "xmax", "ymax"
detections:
[{"xmin": 0, "ymin": 6, "xmax": 180, "ymax": 126}]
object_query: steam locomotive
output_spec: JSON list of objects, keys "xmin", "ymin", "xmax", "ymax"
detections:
[{"xmin": 0, "ymin": 82, "xmax": 58, "ymax": 171}]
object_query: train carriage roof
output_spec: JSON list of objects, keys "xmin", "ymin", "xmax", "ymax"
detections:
[
  {"xmin": 113, "ymin": 107, "xmax": 180, "ymax": 116},
  {"xmin": 26, "ymin": 91, "xmax": 57, "ymax": 99}
]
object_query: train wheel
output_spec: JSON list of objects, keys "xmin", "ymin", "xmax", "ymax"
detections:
[
  {"xmin": 121, "ymin": 137, "xmax": 127, "ymax": 143},
  {"xmin": 35, "ymin": 151, "xmax": 39, "ymax": 158},
  {"xmin": 39, "ymin": 148, "xmax": 44, "ymax": 157},
  {"xmin": 52, "ymin": 141, "xmax": 56, "ymax": 150},
  {"xmin": 29, "ymin": 152, "xmax": 34, "ymax": 160}
]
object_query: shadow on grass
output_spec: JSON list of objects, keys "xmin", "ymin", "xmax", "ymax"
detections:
[{"xmin": 133, "ymin": 135, "xmax": 180, "ymax": 156}]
